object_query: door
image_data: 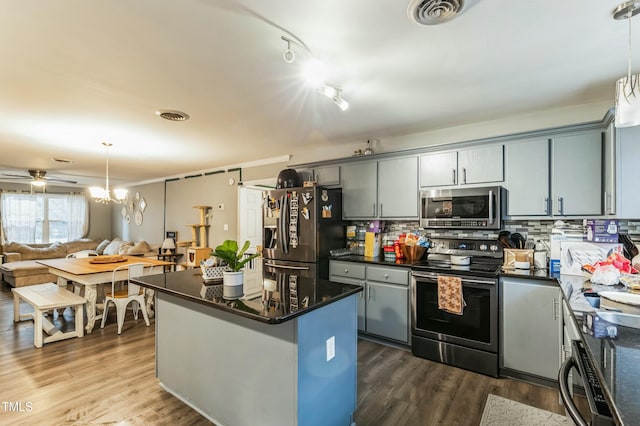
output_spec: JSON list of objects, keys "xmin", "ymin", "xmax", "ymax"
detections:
[
  {"xmin": 366, "ymin": 281, "xmax": 409, "ymax": 343},
  {"xmin": 341, "ymin": 161, "xmax": 377, "ymax": 218},
  {"xmin": 419, "ymin": 151, "xmax": 457, "ymax": 187},
  {"xmin": 501, "ymin": 278, "xmax": 560, "ymax": 379},
  {"xmin": 239, "ymin": 187, "xmax": 264, "ymax": 297},
  {"xmin": 505, "ymin": 138, "xmax": 550, "ymax": 216},
  {"xmin": 458, "ymin": 145, "xmax": 504, "ymax": 185},
  {"xmin": 378, "ymin": 156, "xmax": 419, "ymax": 218},
  {"xmin": 552, "ymin": 131, "xmax": 603, "ymax": 215}
]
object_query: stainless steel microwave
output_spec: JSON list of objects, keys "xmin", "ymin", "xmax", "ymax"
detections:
[{"xmin": 420, "ymin": 186, "xmax": 503, "ymax": 230}]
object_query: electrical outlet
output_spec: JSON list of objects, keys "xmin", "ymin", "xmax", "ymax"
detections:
[
  {"xmin": 326, "ymin": 336, "xmax": 335, "ymax": 362},
  {"xmin": 223, "ymin": 224, "xmax": 228, "ymax": 231}
]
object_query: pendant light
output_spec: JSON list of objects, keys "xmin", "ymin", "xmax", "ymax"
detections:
[
  {"xmin": 89, "ymin": 142, "xmax": 127, "ymax": 204},
  {"xmin": 614, "ymin": 1, "xmax": 640, "ymax": 127}
]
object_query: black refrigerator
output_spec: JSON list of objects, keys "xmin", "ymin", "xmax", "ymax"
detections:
[{"xmin": 263, "ymin": 186, "xmax": 344, "ymax": 280}]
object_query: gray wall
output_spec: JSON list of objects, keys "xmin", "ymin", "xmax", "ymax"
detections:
[{"xmin": 111, "ymin": 181, "xmax": 166, "ymax": 245}]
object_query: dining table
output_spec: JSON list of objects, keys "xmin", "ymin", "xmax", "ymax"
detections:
[{"xmin": 37, "ymin": 255, "xmax": 174, "ymax": 333}]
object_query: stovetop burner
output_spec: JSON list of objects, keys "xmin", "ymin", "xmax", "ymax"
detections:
[{"xmin": 411, "ymin": 237, "xmax": 504, "ymax": 277}]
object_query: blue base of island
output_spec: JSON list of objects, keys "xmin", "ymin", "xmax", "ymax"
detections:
[{"xmin": 156, "ymin": 292, "xmax": 358, "ymax": 426}]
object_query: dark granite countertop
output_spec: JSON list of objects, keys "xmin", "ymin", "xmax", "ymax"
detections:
[
  {"xmin": 329, "ymin": 254, "xmax": 422, "ymax": 268},
  {"xmin": 132, "ymin": 269, "xmax": 362, "ymax": 324},
  {"xmin": 556, "ymin": 274, "xmax": 640, "ymax": 425}
]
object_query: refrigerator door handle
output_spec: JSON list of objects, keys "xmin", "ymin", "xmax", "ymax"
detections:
[
  {"xmin": 280, "ymin": 194, "xmax": 289, "ymax": 254},
  {"xmin": 264, "ymin": 262, "xmax": 310, "ymax": 271}
]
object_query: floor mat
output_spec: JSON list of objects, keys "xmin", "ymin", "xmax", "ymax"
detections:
[{"xmin": 479, "ymin": 393, "xmax": 569, "ymax": 426}]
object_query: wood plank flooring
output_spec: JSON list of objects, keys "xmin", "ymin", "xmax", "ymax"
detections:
[{"xmin": 0, "ymin": 282, "xmax": 571, "ymax": 425}]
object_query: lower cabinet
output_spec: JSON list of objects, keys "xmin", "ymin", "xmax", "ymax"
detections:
[
  {"xmin": 330, "ymin": 260, "xmax": 410, "ymax": 344},
  {"xmin": 500, "ymin": 277, "xmax": 561, "ymax": 380}
]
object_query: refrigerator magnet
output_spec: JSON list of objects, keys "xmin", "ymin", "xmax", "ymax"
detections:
[
  {"xmin": 321, "ymin": 189, "xmax": 329, "ymax": 202},
  {"xmin": 302, "ymin": 192, "xmax": 312, "ymax": 205},
  {"xmin": 301, "ymin": 207, "xmax": 310, "ymax": 220}
]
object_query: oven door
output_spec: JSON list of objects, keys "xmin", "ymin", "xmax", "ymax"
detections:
[{"xmin": 411, "ymin": 271, "xmax": 498, "ymax": 353}]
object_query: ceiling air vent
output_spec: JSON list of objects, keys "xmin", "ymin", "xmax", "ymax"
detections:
[
  {"xmin": 407, "ymin": 0, "xmax": 468, "ymax": 25},
  {"xmin": 156, "ymin": 110, "xmax": 190, "ymax": 121}
]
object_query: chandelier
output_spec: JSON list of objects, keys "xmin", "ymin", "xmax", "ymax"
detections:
[{"xmin": 89, "ymin": 142, "xmax": 127, "ymax": 203}]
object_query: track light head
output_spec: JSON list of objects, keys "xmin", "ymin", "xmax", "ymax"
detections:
[{"xmin": 283, "ymin": 41, "xmax": 295, "ymax": 63}]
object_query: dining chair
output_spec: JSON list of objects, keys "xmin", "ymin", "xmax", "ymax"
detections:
[
  {"xmin": 100, "ymin": 263, "xmax": 153, "ymax": 334},
  {"xmin": 66, "ymin": 250, "xmax": 99, "ymax": 258}
]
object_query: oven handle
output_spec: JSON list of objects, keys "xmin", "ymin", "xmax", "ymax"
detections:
[
  {"xmin": 412, "ymin": 272, "xmax": 495, "ymax": 286},
  {"xmin": 558, "ymin": 355, "xmax": 588, "ymax": 426}
]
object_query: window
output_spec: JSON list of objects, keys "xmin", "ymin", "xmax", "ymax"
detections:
[{"xmin": 0, "ymin": 193, "xmax": 88, "ymax": 243}]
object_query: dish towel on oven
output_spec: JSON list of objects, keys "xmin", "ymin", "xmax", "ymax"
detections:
[{"xmin": 437, "ymin": 275, "xmax": 466, "ymax": 315}]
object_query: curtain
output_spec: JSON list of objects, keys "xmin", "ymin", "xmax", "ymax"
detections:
[{"xmin": 0, "ymin": 192, "xmax": 88, "ymax": 243}]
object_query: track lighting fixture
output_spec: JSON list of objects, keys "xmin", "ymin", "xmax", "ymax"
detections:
[{"xmin": 281, "ymin": 35, "xmax": 349, "ymax": 111}]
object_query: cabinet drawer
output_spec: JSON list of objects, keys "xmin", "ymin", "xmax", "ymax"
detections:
[
  {"xmin": 329, "ymin": 261, "xmax": 366, "ymax": 280},
  {"xmin": 366, "ymin": 266, "xmax": 409, "ymax": 286}
]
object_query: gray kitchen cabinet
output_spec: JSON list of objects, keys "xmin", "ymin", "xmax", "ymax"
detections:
[
  {"xmin": 501, "ymin": 277, "xmax": 561, "ymax": 380},
  {"xmin": 341, "ymin": 157, "xmax": 418, "ymax": 219},
  {"xmin": 341, "ymin": 161, "xmax": 378, "ymax": 219},
  {"xmin": 603, "ymin": 121, "xmax": 616, "ymax": 215},
  {"xmin": 329, "ymin": 260, "xmax": 366, "ymax": 331},
  {"xmin": 313, "ymin": 165, "xmax": 341, "ymax": 186},
  {"xmin": 330, "ymin": 261, "xmax": 410, "ymax": 343},
  {"xmin": 505, "ymin": 138, "xmax": 550, "ymax": 216},
  {"xmin": 551, "ymin": 130, "xmax": 602, "ymax": 216},
  {"xmin": 419, "ymin": 145, "xmax": 503, "ymax": 187},
  {"xmin": 378, "ymin": 156, "xmax": 419, "ymax": 218},
  {"xmin": 616, "ymin": 125, "xmax": 640, "ymax": 218}
]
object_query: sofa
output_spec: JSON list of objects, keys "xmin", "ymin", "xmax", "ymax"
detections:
[{"xmin": 1, "ymin": 238, "xmax": 160, "ymax": 288}]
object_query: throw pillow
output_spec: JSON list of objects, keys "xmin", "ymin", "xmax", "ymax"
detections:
[
  {"xmin": 96, "ymin": 239, "xmax": 111, "ymax": 255},
  {"xmin": 21, "ymin": 243, "xmax": 67, "ymax": 260},
  {"xmin": 103, "ymin": 239, "xmax": 132, "ymax": 255},
  {"xmin": 120, "ymin": 240, "xmax": 150, "ymax": 255},
  {"xmin": 63, "ymin": 238, "xmax": 100, "ymax": 254}
]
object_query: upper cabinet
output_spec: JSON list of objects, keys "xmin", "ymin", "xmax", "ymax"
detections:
[
  {"xmin": 505, "ymin": 130, "xmax": 603, "ymax": 217},
  {"xmin": 342, "ymin": 157, "xmax": 419, "ymax": 220},
  {"xmin": 313, "ymin": 165, "xmax": 341, "ymax": 187},
  {"xmin": 505, "ymin": 138, "xmax": 550, "ymax": 216},
  {"xmin": 616, "ymin": 125, "xmax": 640, "ymax": 218},
  {"xmin": 420, "ymin": 145, "xmax": 503, "ymax": 188},
  {"xmin": 551, "ymin": 131, "xmax": 602, "ymax": 216}
]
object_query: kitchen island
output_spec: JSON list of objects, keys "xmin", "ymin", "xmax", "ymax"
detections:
[{"xmin": 132, "ymin": 269, "xmax": 362, "ymax": 426}]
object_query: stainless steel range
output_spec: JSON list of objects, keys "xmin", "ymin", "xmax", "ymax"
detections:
[{"xmin": 411, "ymin": 237, "xmax": 503, "ymax": 377}]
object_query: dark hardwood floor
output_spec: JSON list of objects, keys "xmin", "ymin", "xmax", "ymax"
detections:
[{"xmin": 0, "ymin": 282, "xmax": 571, "ymax": 425}]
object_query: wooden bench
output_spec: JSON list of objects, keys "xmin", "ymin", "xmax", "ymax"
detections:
[{"xmin": 12, "ymin": 282, "xmax": 85, "ymax": 348}]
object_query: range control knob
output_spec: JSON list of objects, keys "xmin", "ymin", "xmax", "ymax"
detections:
[
  {"xmin": 479, "ymin": 244, "xmax": 488, "ymax": 251},
  {"xmin": 489, "ymin": 244, "xmax": 499, "ymax": 252}
]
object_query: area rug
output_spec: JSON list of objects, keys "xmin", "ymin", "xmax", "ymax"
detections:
[{"xmin": 479, "ymin": 394, "xmax": 569, "ymax": 425}]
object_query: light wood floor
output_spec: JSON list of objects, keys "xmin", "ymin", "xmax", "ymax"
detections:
[{"xmin": 0, "ymin": 282, "xmax": 571, "ymax": 425}]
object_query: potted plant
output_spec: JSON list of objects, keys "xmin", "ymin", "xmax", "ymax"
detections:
[{"xmin": 211, "ymin": 240, "xmax": 260, "ymax": 299}]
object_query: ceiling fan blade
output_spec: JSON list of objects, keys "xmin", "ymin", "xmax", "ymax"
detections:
[
  {"xmin": 45, "ymin": 177, "xmax": 78, "ymax": 184},
  {"xmin": 1, "ymin": 173, "xmax": 31, "ymax": 179}
]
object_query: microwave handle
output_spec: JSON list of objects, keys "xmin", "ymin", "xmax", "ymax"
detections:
[
  {"xmin": 558, "ymin": 356, "xmax": 588, "ymax": 426},
  {"xmin": 488, "ymin": 190, "xmax": 494, "ymax": 225}
]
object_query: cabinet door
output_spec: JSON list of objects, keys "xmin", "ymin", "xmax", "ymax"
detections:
[
  {"xmin": 616, "ymin": 125, "xmax": 640, "ymax": 217},
  {"xmin": 313, "ymin": 165, "xmax": 340, "ymax": 186},
  {"xmin": 505, "ymin": 139, "xmax": 550, "ymax": 216},
  {"xmin": 366, "ymin": 281, "xmax": 409, "ymax": 343},
  {"xmin": 458, "ymin": 145, "xmax": 504, "ymax": 185},
  {"xmin": 341, "ymin": 162, "xmax": 378, "ymax": 219},
  {"xmin": 329, "ymin": 261, "xmax": 366, "ymax": 331},
  {"xmin": 501, "ymin": 278, "xmax": 561, "ymax": 380},
  {"xmin": 552, "ymin": 131, "xmax": 603, "ymax": 215},
  {"xmin": 419, "ymin": 151, "xmax": 457, "ymax": 187},
  {"xmin": 378, "ymin": 157, "xmax": 419, "ymax": 218},
  {"xmin": 603, "ymin": 121, "xmax": 616, "ymax": 215}
]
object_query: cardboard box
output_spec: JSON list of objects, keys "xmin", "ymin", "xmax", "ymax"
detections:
[
  {"xmin": 186, "ymin": 247, "xmax": 211, "ymax": 267},
  {"xmin": 584, "ymin": 219, "xmax": 619, "ymax": 243},
  {"xmin": 364, "ymin": 232, "xmax": 382, "ymax": 258},
  {"xmin": 550, "ymin": 231, "xmax": 583, "ymax": 274}
]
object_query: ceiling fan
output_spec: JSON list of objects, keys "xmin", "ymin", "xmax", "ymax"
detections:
[{"xmin": 0, "ymin": 169, "xmax": 78, "ymax": 186}]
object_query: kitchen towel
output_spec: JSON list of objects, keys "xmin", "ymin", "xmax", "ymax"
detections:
[{"xmin": 437, "ymin": 275, "xmax": 466, "ymax": 315}]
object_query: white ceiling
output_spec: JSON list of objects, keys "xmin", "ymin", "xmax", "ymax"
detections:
[{"xmin": 0, "ymin": 0, "xmax": 632, "ymax": 187}]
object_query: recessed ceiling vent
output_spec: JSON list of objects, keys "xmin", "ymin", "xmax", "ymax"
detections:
[
  {"xmin": 408, "ymin": 0, "xmax": 469, "ymax": 25},
  {"xmin": 156, "ymin": 110, "xmax": 190, "ymax": 121}
]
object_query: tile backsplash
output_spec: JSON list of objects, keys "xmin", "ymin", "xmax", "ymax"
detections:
[{"xmin": 349, "ymin": 219, "xmax": 640, "ymax": 245}]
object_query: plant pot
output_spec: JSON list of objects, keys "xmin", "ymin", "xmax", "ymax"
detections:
[{"xmin": 222, "ymin": 270, "xmax": 244, "ymax": 299}]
